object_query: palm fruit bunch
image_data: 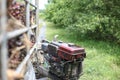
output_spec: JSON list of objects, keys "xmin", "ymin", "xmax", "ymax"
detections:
[
  {"xmin": 5, "ymin": 0, "xmax": 34, "ymax": 79},
  {"xmin": 8, "ymin": 34, "xmax": 33, "ymax": 69},
  {"xmin": 8, "ymin": 2, "xmax": 26, "ymax": 25},
  {"xmin": 6, "ymin": 0, "xmax": 33, "ymax": 70}
]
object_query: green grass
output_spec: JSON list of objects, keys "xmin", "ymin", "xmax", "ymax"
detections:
[{"xmin": 45, "ymin": 22, "xmax": 120, "ymax": 80}]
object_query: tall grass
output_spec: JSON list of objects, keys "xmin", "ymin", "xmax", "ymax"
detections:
[{"xmin": 45, "ymin": 22, "xmax": 120, "ymax": 80}]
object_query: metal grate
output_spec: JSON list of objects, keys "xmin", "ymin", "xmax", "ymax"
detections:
[{"xmin": 0, "ymin": 0, "xmax": 40, "ymax": 80}]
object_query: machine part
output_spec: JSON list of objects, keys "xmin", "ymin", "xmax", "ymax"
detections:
[{"xmin": 40, "ymin": 39, "xmax": 86, "ymax": 80}]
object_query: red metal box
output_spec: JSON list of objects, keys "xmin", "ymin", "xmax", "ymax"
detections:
[{"xmin": 58, "ymin": 43, "xmax": 86, "ymax": 61}]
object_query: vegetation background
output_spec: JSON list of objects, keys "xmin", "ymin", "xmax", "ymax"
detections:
[
  {"xmin": 40, "ymin": 0, "xmax": 120, "ymax": 80},
  {"xmin": 44, "ymin": 0, "xmax": 120, "ymax": 44}
]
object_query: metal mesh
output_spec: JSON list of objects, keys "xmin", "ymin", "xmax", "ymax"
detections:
[{"xmin": 0, "ymin": 0, "xmax": 40, "ymax": 80}]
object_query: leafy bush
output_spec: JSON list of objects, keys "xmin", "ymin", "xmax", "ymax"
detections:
[{"xmin": 44, "ymin": 0, "xmax": 120, "ymax": 43}]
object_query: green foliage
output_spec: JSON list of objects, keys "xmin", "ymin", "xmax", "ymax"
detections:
[{"xmin": 44, "ymin": 0, "xmax": 120, "ymax": 43}]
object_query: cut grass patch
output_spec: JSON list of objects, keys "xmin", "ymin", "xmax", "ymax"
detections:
[{"xmin": 45, "ymin": 22, "xmax": 120, "ymax": 80}]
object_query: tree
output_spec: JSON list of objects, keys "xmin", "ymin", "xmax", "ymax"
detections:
[{"xmin": 44, "ymin": 0, "xmax": 120, "ymax": 43}]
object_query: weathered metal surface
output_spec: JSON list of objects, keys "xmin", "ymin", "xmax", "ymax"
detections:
[{"xmin": 0, "ymin": 0, "xmax": 8, "ymax": 80}]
